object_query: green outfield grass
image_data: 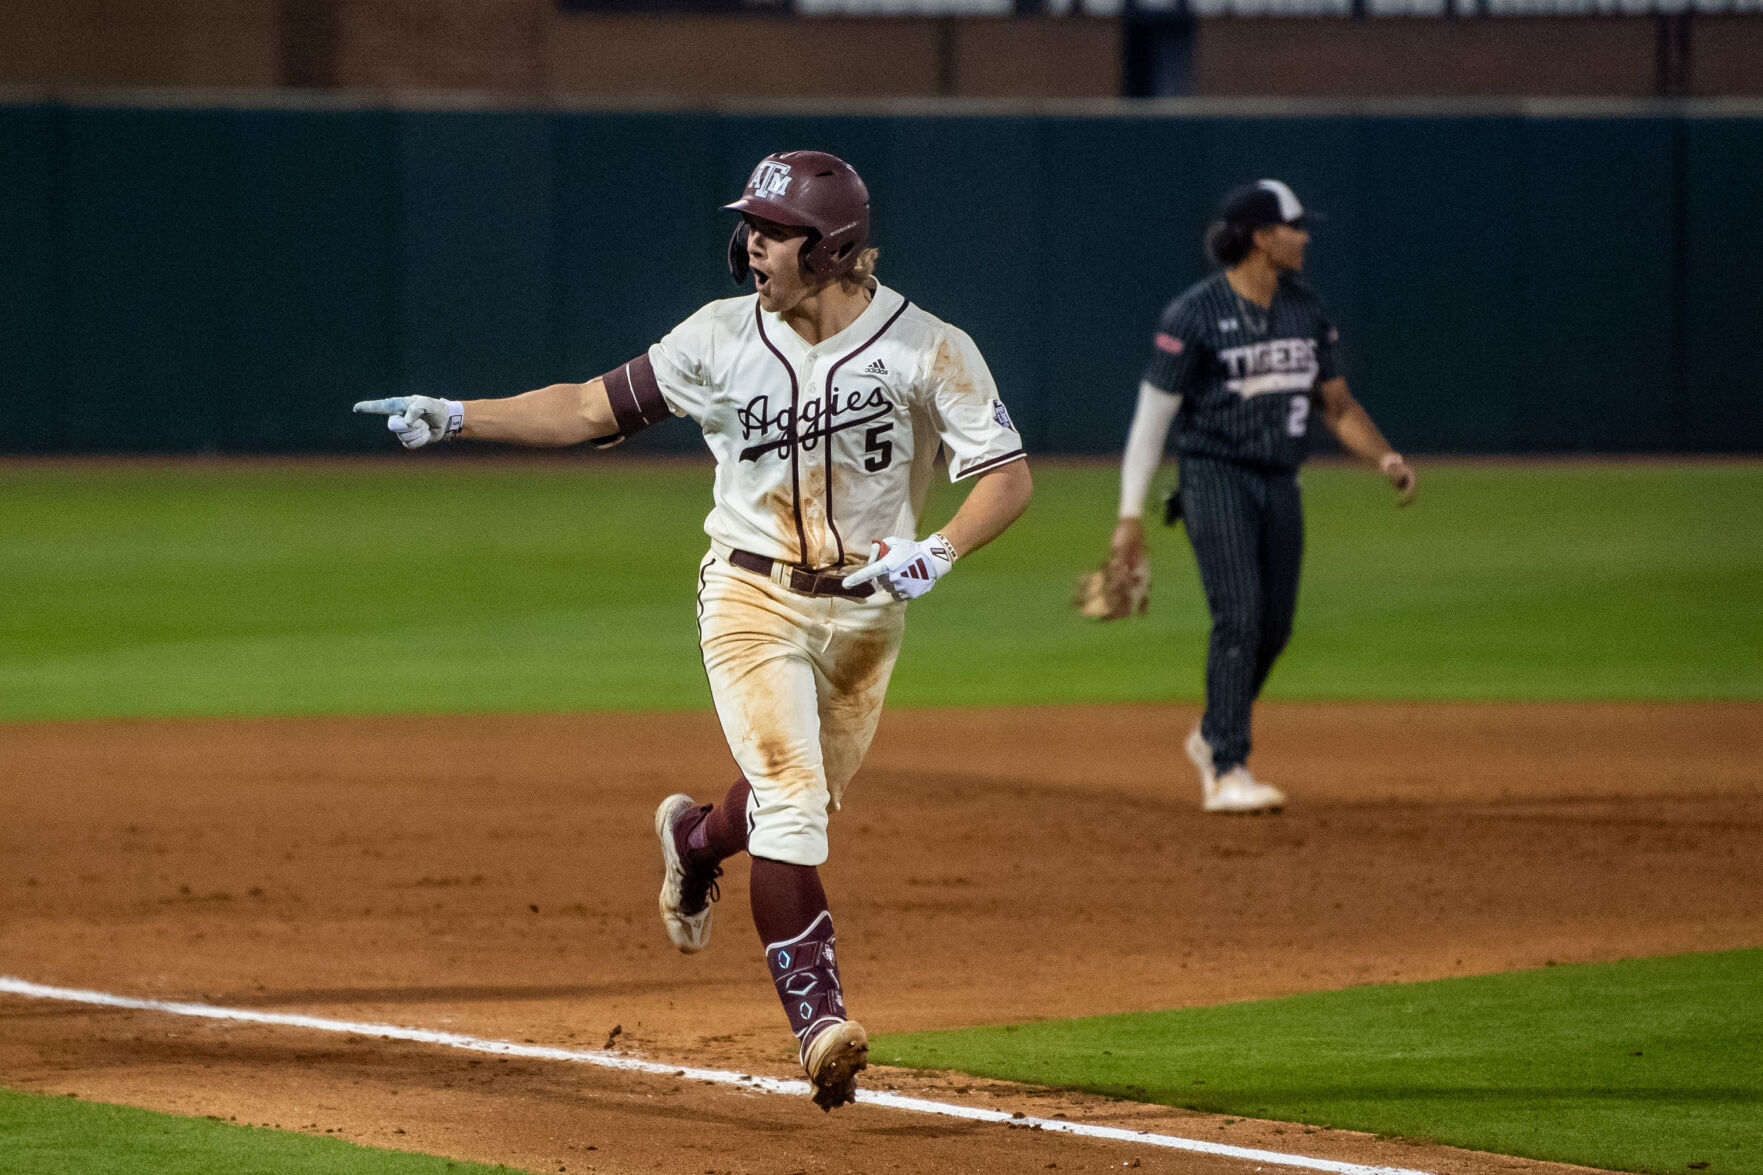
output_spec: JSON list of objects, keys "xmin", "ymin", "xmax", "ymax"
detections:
[
  {"xmin": 3, "ymin": 457, "xmax": 1758, "ymax": 1170},
  {"xmin": 874, "ymin": 949, "xmax": 1763, "ymax": 1175},
  {"xmin": 0, "ymin": 1088, "xmax": 527, "ymax": 1175},
  {"xmin": 1, "ymin": 457, "xmax": 1757, "ymax": 721}
]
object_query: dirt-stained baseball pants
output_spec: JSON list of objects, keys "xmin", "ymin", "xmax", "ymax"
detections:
[{"xmin": 695, "ymin": 552, "xmax": 907, "ymax": 867}]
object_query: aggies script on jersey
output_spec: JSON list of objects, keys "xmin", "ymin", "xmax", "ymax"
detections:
[{"xmin": 1143, "ymin": 272, "xmax": 1340, "ymax": 472}]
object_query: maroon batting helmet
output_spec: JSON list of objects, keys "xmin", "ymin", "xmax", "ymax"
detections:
[{"xmin": 725, "ymin": 150, "xmax": 870, "ymax": 285}]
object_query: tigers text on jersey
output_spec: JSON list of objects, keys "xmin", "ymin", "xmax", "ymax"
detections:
[
  {"xmin": 646, "ymin": 283, "xmax": 1025, "ymax": 571},
  {"xmin": 1142, "ymin": 272, "xmax": 1339, "ymax": 472}
]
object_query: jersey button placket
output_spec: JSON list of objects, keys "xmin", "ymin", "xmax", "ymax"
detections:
[
  {"xmin": 804, "ymin": 355, "xmax": 831, "ymax": 572},
  {"xmin": 791, "ymin": 353, "xmax": 819, "ymax": 571}
]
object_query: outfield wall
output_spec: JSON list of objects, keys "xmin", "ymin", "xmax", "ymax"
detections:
[{"xmin": 3, "ymin": 99, "xmax": 1760, "ymax": 455}]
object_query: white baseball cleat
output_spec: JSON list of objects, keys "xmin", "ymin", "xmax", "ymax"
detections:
[
  {"xmin": 1184, "ymin": 725, "xmax": 1216, "ymax": 788},
  {"xmin": 801, "ymin": 1018, "xmax": 869, "ymax": 1112},
  {"xmin": 655, "ymin": 793, "xmax": 719, "ymax": 953},
  {"xmin": 1203, "ymin": 766, "xmax": 1287, "ymax": 814}
]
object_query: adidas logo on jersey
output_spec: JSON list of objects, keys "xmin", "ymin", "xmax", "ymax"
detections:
[{"xmin": 862, "ymin": 358, "xmax": 887, "ymax": 375}]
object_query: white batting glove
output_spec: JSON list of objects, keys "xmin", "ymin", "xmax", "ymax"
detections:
[
  {"xmin": 353, "ymin": 396, "xmax": 463, "ymax": 449},
  {"xmin": 842, "ymin": 533, "xmax": 958, "ymax": 601}
]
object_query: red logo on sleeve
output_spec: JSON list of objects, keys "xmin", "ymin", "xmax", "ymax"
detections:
[{"xmin": 1154, "ymin": 332, "xmax": 1184, "ymax": 355}]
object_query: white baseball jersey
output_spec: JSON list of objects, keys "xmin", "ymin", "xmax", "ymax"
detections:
[{"xmin": 645, "ymin": 284, "xmax": 1025, "ymax": 570}]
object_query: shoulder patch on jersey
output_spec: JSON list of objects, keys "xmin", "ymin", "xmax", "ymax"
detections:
[
  {"xmin": 1153, "ymin": 331, "xmax": 1184, "ymax": 355},
  {"xmin": 992, "ymin": 398, "xmax": 1015, "ymax": 431}
]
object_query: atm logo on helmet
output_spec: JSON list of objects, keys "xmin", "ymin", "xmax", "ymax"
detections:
[{"xmin": 749, "ymin": 161, "xmax": 794, "ymax": 198}]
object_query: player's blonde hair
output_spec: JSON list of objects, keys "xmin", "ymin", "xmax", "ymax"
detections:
[{"xmin": 844, "ymin": 246, "xmax": 880, "ymax": 287}]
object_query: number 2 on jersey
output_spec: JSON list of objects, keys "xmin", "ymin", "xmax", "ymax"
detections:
[{"xmin": 1285, "ymin": 395, "xmax": 1311, "ymax": 438}]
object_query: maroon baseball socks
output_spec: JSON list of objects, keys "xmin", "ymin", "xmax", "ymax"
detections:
[
  {"xmin": 751, "ymin": 857, "xmax": 867, "ymax": 1110},
  {"xmin": 752, "ymin": 858, "xmax": 847, "ymax": 1044},
  {"xmin": 679, "ymin": 776, "xmax": 752, "ymax": 865},
  {"xmin": 671, "ymin": 780, "xmax": 867, "ymax": 1108}
]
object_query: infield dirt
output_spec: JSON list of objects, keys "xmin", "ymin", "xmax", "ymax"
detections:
[{"xmin": 3, "ymin": 702, "xmax": 1759, "ymax": 1175}]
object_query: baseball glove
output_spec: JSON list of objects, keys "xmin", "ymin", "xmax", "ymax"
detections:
[{"xmin": 1074, "ymin": 547, "xmax": 1150, "ymax": 620}]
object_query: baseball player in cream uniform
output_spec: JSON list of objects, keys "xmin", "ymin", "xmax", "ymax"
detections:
[{"xmin": 355, "ymin": 150, "xmax": 1032, "ymax": 1111}]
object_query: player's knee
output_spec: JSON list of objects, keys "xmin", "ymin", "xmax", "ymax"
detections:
[
  {"xmin": 746, "ymin": 783, "xmax": 832, "ymax": 868},
  {"xmin": 1211, "ymin": 609, "xmax": 1260, "ymax": 649},
  {"xmin": 747, "ymin": 813, "xmax": 829, "ymax": 867}
]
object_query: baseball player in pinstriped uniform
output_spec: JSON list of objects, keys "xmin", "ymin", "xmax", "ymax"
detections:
[
  {"xmin": 1107, "ymin": 180, "xmax": 1415, "ymax": 813},
  {"xmin": 355, "ymin": 150, "xmax": 1032, "ymax": 1110}
]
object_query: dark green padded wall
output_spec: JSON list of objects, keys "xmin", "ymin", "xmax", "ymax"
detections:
[
  {"xmin": 0, "ymin": 102, "xmax": 1755, "ymax": 455},
  {"xmin": 0, "ymin": 105, "xmax": 62, "ymax": 451},
  {"xmin": 62, "ymin": 108, "xmax": 233, "ymax": 452},
  {"xmin": 1683, "ymin": 117, "xmax": 1763, "ymax": 451},
  {"xmin": 226, "ymin": 109, "xmax": 398, "ymax": 452}
]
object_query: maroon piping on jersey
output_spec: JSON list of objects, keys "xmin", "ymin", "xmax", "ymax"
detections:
[
  {"xmin": 599, "ymin": 354, "xmax": 669, "ymax": 439},
  {"xmin": 819, "ymin": 298, "xmax": 911, "ymax": 569},
  {"xmin": 752, "ymin": 305, "xmax": 813, "ymax": 567},
  {"xmin": 955, "ymin": 448, "xmax": 1027, "ymax": 481}
]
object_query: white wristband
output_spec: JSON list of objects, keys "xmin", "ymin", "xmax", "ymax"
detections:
[{"xmin": 443, "ymin": 399, "xmax": 465, "ymax": 440}]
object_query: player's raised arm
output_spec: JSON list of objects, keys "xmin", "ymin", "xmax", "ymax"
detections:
[
  {"xmin": 459, "ymin": 380, "xmax": 618, "ymax": 446},
  {"xmin": 354, "ymin": 355, "xmax": 671, "ymax": 451},
  {"xmin": 353, "ymin": 381, "xmax": 615, "ymax": 448}
]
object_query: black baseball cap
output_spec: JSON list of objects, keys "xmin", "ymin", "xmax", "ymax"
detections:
[{"xmin": 1220, "ymin": 179, "xmax": 1310, "ymax": 230}]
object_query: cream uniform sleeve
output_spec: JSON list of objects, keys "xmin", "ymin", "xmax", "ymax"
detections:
[
  {"xmin": 922, "ymin": 325, "xmax": 1026, "ymax": 482},
  {"xmin": 645, "ymin": 303, "xmax": 718, "ymax": 422}
]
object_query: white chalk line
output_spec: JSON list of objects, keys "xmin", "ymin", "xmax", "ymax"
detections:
[{"xmin": 1, "ymin": 975, "xmax": 1434, "ymax": 1175}]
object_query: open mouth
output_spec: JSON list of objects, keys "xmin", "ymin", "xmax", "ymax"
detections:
[{"xmin": 753, "ymin": 268, "xmax": 771, "ymax": 290}]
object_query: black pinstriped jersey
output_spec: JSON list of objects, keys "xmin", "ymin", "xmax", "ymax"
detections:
[{"xmin": 1142, "ymin": 271, "xmax": 1339, "ymax": 472}]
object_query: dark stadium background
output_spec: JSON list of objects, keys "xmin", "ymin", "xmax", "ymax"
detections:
[{"xmin": 2, "ymin": 0, "xmax": 1760, "ymax": 458}]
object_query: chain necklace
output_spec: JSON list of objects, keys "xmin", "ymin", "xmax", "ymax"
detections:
[{"xmin": 1233, "ymin": 288, "xmax": 1271, "ymax": 337}]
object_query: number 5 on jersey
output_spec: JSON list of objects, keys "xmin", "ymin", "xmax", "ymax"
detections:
[{"xmin": 864, "ymin": 423, "xmax": 894, "ymax": 472}]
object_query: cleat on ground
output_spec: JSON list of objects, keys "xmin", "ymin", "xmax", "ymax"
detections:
[
  {"xmin": 801, "ymin": 1019, "xmax": 868, "ymax": 1112},
  {"xmin": 1203, "ymin": 766, "xmax": 1287, "ymax": 814}
]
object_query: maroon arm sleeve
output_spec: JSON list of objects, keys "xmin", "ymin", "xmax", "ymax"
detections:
[{"xmin": 591, "ymin": 354, "xmax": 670, "ymax": 447}]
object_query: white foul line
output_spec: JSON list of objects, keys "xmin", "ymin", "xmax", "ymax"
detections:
[{"xmin": 0, "ymin": 975, "xmax": 1434, "ymax": 1175}]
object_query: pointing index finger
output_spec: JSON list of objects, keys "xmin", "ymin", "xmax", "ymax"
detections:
[{"xmin": 353, "ymin": 397, "xmax": 410, "ymax": 416}]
